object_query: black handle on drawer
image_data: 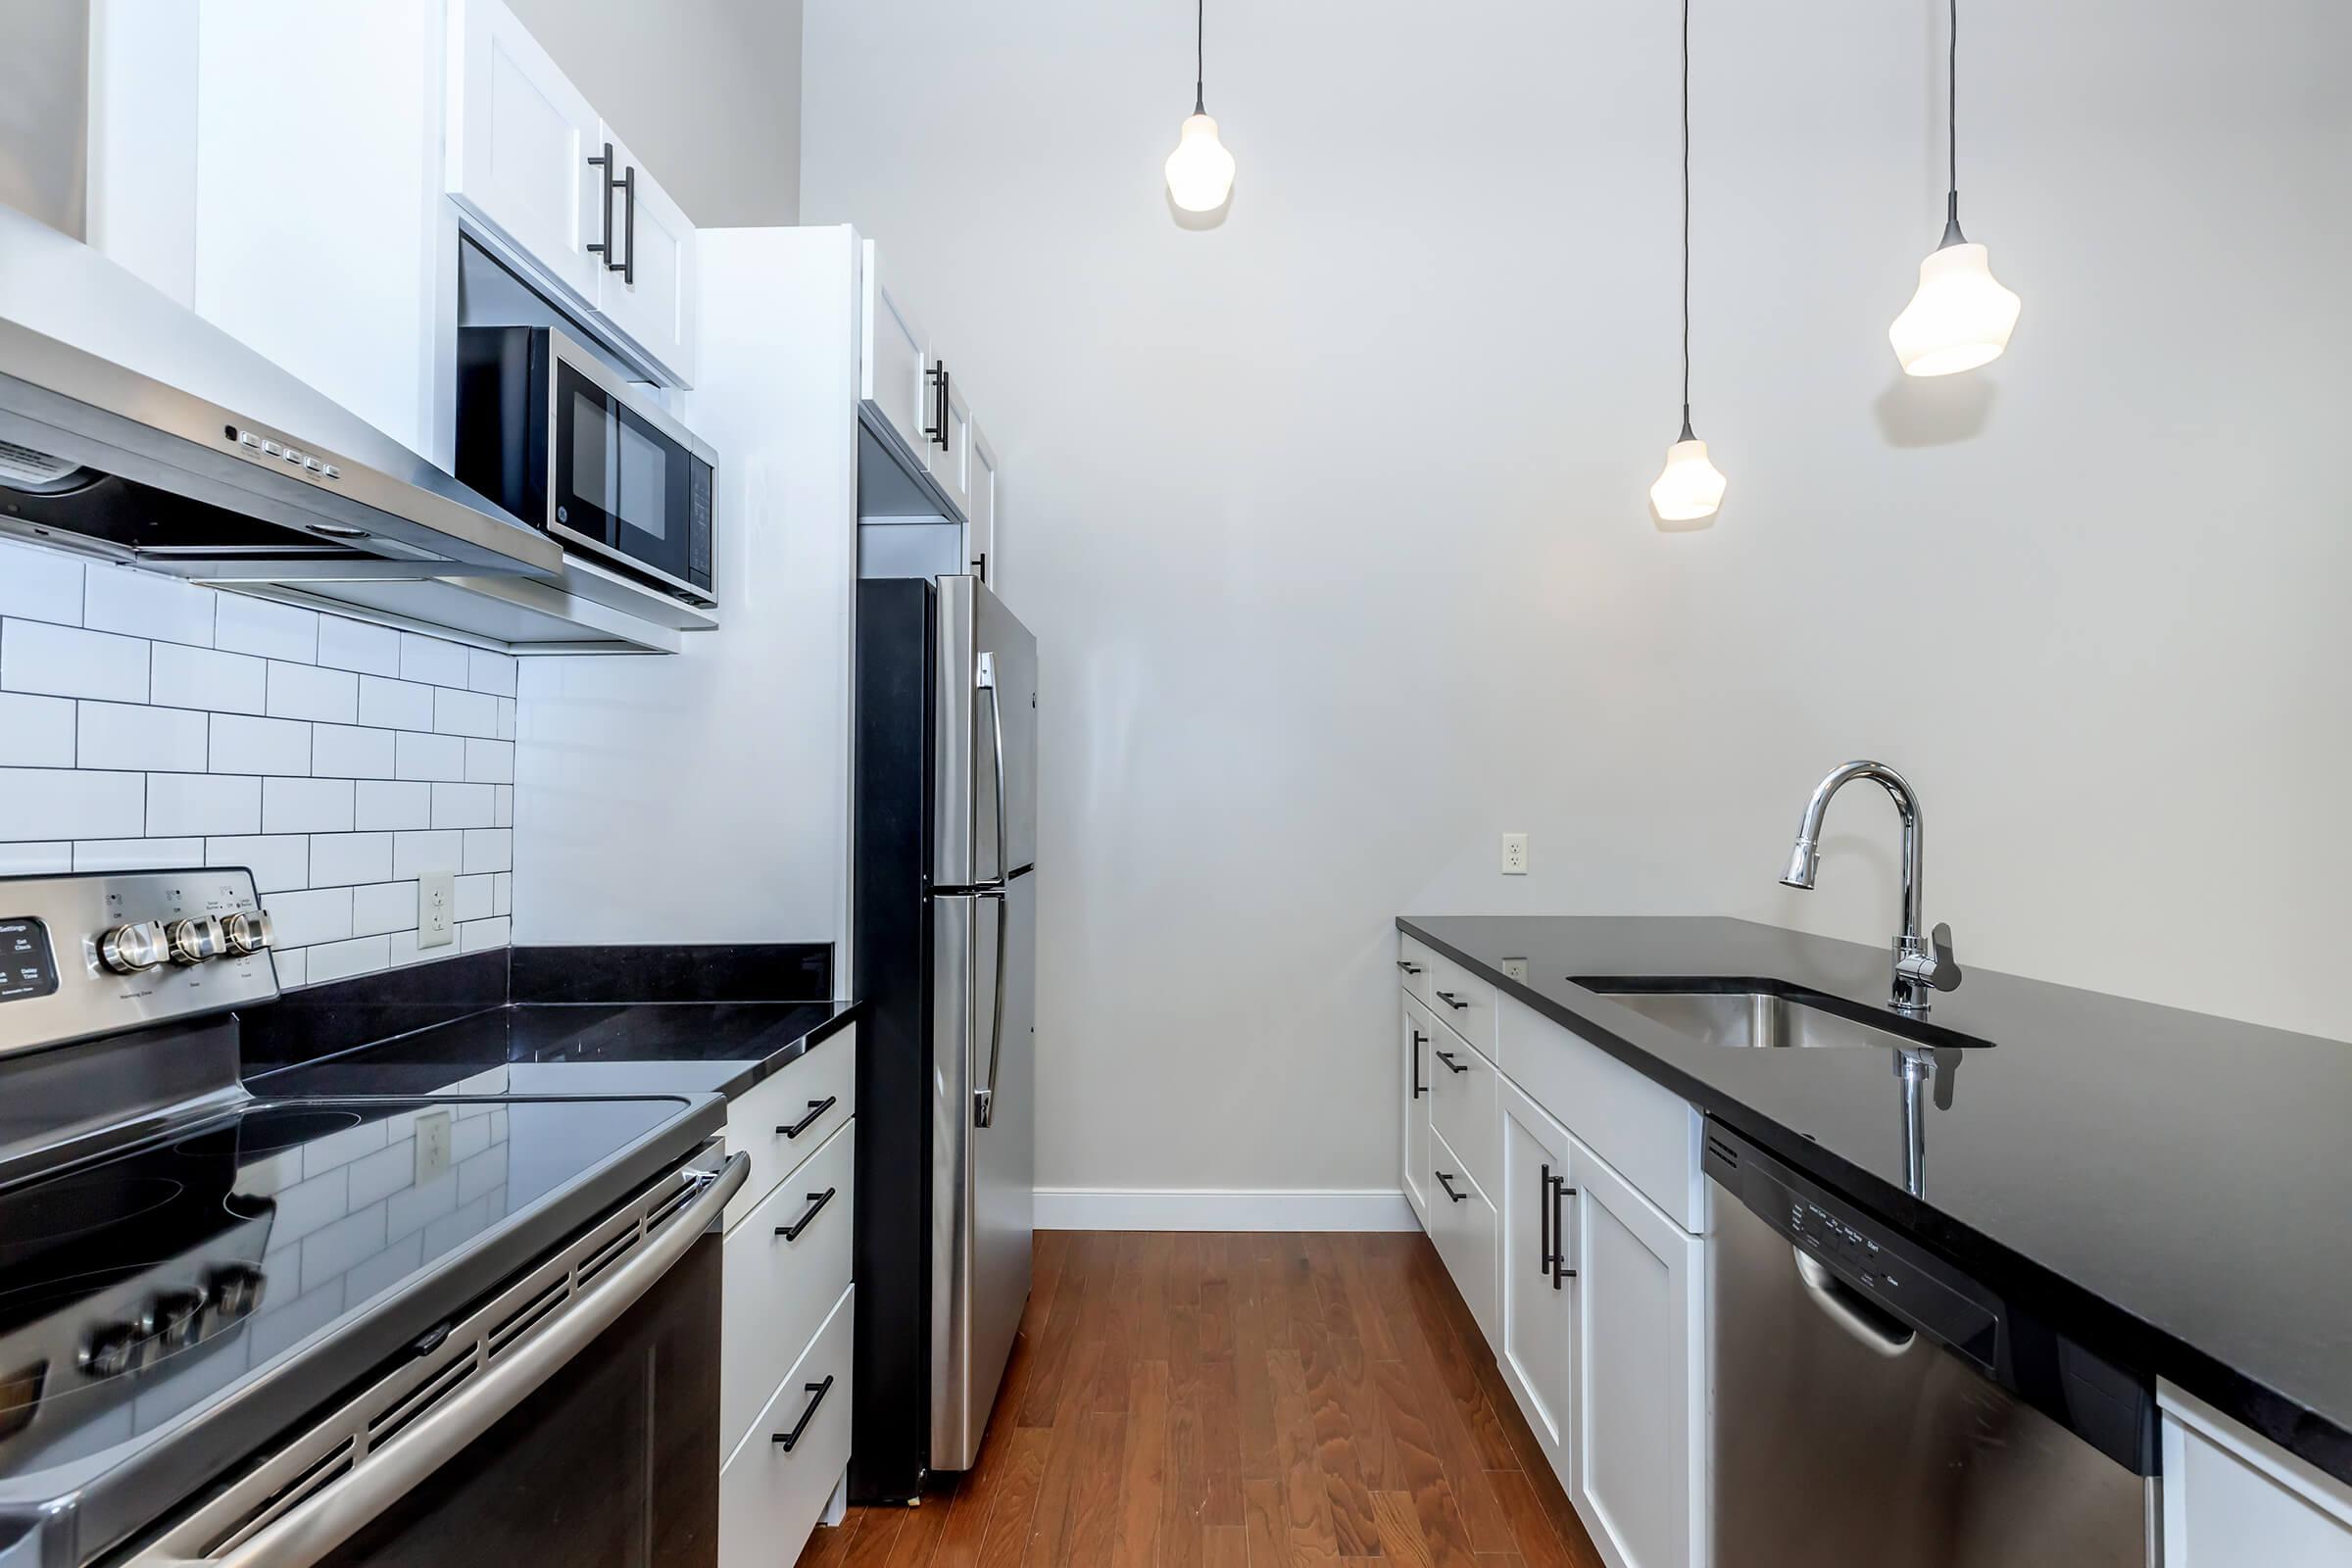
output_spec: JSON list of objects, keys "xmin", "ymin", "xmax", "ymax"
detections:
[
  {"xmin": 1396, "ymin": 960, "xmax": 1423, "ymax": 975},
  {"xmin": 1435, "ymin": 1170, "xmax": 1468, "ymax": 1203},
  {"xmin": 776, "ymin": 1187, "xmax": 837, "ymax": 1243},
  {"xmin": 772, "ymin": 1375, "xmax": 835, "ymax": 1451},
  {"xmin": 1411, "ymin": 1030, "xmax": 1426, "ymax": 1099},
  {"xmin": 1434, "ymin": 1049, "xmax": 1469, "ymax": 1075},
  {"xmin": 1547, "ymin": 1168, "xmax": 1577, "ymax": 1287},
  {"xmin": 778, "ymin": 1097, "xmax": 837, "ymax": 1139},
  {"xmin": 1434, "ymin": 990, "xmax": 1469, "ymax": 1010}
]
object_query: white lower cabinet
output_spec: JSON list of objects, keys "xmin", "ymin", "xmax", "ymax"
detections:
[
  {"xmin": 1400, "ymin": 996, "xmax": 1435, "ymax": 1221},
  {"xmin": 720, "ymin": 1284, "xmax": 856, "ymax": 1568},
  {"xmin": 720, "ymin": 1119, "xmax": 857, "ymax": 1457},
  {"xmin": 2161, "ymin": 1382, "xmax": 2352, "ymax": 1566},
  {"xmin": 1497, "ymin": 1080, "xmax": 1578, "ymax": 1482},
  {"xmin": 1427, "ymin": 1123, "xmax": 1499, "ymax": 1343}
]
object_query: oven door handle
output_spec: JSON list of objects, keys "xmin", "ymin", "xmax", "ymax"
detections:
[{"xmin": 136, "ymin": 1152, "xmax": 751, "ymax": 1568}]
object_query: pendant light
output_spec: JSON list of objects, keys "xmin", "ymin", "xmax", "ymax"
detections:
[
  {"xmin": 1163, "ymin": 0, "xmax": 1236, "ymax": 213},
  {"xmin": 1649, "ymin": 0, "xmax": 1726, "ymax": 525},
  {"xmin": 1888, "ymin": 0, "xmax": 2021, "ymax": 375}
]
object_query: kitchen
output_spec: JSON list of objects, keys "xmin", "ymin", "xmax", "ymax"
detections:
[{"xmin": 0, "ymin": 0, "xmax": 2344, "ymax": 1564}]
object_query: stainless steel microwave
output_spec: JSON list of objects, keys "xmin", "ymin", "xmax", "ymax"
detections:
[{"xmin": 455, "ymin": 324, "xmax": 715, "ymax": 606}]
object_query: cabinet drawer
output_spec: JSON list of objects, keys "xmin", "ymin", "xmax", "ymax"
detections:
[
  {"xmin": 1396, "ymin": 935, "xmax": 1438, "ymax": 1010},
  {"xmin": 1497, "ymin": 996, "xmax": 1705, "ymax": 1232},
  {"xmin": 720, "ymin": 1283, "xmax": 854, "ymax": 1568},
  {"xmin": 1428, "ymin": 1023, "xmax": 1498, "ymax": 1198},
  {"xmin": 1429, "ymin": 1123, "xmax": 1498, "ymax": 1343},
  {"xmin": 721, "ymin": 1118, "xmax": 856, "ymax": 1458},
  {"xmin": 724, "ymin": 1024, "xmax": 857, "ymax": 1232},
  {"xmin": 1425, "ymin": 951, "xmax": 1498, "ymax": 1060}
]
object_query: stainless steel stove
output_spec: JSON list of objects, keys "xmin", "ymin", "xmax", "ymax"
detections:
[{"xmin": 0, "ymin": 871, "xmax": 744, "ymax": 1568}]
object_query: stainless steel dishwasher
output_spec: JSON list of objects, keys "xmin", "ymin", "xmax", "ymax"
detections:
[{"xmin": 1704, "ymin": 1122, "xmax": 2160, "ymax": 1566}]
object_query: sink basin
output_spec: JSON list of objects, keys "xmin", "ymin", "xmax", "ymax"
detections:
[{"xmin": 1569, "ymin": 977, "xmax": 1993, "ymax": 1052}]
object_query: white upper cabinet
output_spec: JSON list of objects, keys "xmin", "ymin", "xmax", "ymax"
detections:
[
  {"xmin": 929, "ymin": 364, "xmax": 973, "ymax": 518},
  {"xmin": 860, "ymin": 241, "xmax": 932, "ymax": 463},
  {"xmin": 967, "ymin": 422, "xmax": 1000, "ymax": 585},
  {"xmin": 1497, "ymin": 1079, "xmax": 1577, "ymax": 1485},
  {"xmin": 590, "ymin": 126, "xmax": 698, "ymax": 386},
  {"xmin": 445, "ymin": 0, "xmax": 602, "ymax": 303}
]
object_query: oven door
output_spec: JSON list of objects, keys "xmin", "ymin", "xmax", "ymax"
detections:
[
  {"xmin": 123, "ymin": 1152, "xmax": 748, "ymax": 1568},
  {"xmin": 549, "ymin": 351, "xmax": 713, "ymax": 603}
]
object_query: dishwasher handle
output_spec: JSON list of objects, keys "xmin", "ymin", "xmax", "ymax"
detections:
[{"xmin": 1793, "ymin": 1249, "xmax": 1916, "ymax": 1358}]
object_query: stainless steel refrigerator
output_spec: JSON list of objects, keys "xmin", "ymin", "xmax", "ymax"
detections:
[{"xmin": 851, "ymin": 574, "xmax": 1037, "ymax": 1503}]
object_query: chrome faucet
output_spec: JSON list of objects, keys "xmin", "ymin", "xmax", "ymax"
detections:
[{"xmin": 1780, "ymin": 760, "xmax": 1962, "ymax": 1015}]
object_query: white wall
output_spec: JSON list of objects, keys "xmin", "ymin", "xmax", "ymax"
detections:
[
  {"xmin": 802, "ymin": 0, "xmax": 2352, "ymax": 1197},
  {"xmin": 504, "ymin": 0, "xmax": 801, "ymax": 226}
]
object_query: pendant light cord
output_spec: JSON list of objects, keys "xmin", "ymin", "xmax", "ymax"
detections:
[
  {"xmin": 1941, "ymin": 0, "xmax": 1965, "ymax": 244},
  {"xmin": 1679, "ymin": 0, "xmax": 1693, "ymax": 439},
  {"xmin": 1194, "ymin": 0, "xmax": 1206, "ymax": 115}
]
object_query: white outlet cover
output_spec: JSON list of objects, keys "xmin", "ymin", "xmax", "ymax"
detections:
[
  {"xmin": 418, "ymin": 869, "xmax": 456, "ymax": 949},
  {"xmin": 1502, "ymin": 832, "xmax": 1530, "ymax": 875},
  {"xmin": 1503, "ymin": 956, "xmax": 1530, "ymax": 982}
]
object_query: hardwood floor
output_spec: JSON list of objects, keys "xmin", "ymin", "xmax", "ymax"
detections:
[{"xmin": 794, "ymin": 1230, "xmax": 1605, "ymax": 1568}]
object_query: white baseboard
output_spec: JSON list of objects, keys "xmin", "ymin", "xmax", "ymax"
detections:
[{"xmin": 1033, "ymin": 1187, "xmax": 1422, "ymax": 1233}]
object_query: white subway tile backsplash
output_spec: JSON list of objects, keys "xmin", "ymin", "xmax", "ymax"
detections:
[
  {"xmin": 391, "ymin": 829, "xmax": 464, "ymax": 880},
  {"xmin": 352, "ymin": 880, "xmax": 418, "ymax": 936},
  {"xmin": 262, "ymin": 777, "xmax": 355, "ymax": 833},
  {"xmin": 147, "ymin": 773, "xmax": 260, "ymax": 836},
  {"xmin": 270, "ymin": 946, "xmax": 308, "ymax": 987},
  {"xmin": 495, "ymin": 697, "xmax": 516, "ymax": 741},
  {"xmin": 309, "ymin": 832, "xmax": 392, "ymax": 888},
  {"xmin": 1, "ymin": 769, "xmax": 146, "ymax": 839},
  {"xmin": 461, "ymin": 829, "xmax": 512, "ymax": 874},
  {"xmin": 355, "ymin": 780, "xmax": 432, "ymax": 831},
  {"xmin": 306, "ymin": 933, "xmax": 392, "ymax": 985},
  {"xmin": 429, "ymin": 782, "xmax": 495, "ymax": 830},
  {"xmin": 398, "ymin": 633, "xmax": 469, "ymax": 689},
  {"xmin": 317, "ymin": 616, "xmax": 401, "ymax": 678},
  {"xmin": 493, "ymin": 785, "xmax": 514, "ymax": 827},
  {"xmin": 209, "ymin": 713, "xmax": 312, "ymax": 776},
  {"xmin": 3, "ymin": 619, "xmax": 149, "ymax": 703},
  {"xmin": 394, "ymin": 731, "xmax": 466, "ymax": 782},
  {"xmin": 214, "ymin": 595, "xmax": 318, "ymax": 662},
  {"xmin": 83, "ymin": 569, "xmax": 214, "ymax": 648},
  {"xmin": 463, "ymin": 739, "xmax": 514, "ymax": 785},
  {"xmin": 454, "ymin": 873, "xmax": 494, "ymax": 922},
  {"xmin": 357, "ymin": 676, "xmax": 433, "ymax": 730},
  {"xmin": 267, "ymin": 662, "xmax": 359, "ymax": 723},
  {"xmin": 74, "ymin": 838, "xmax": 204, "ymax": 872},
  {"xmin": 269, "ymin": 886, "xmax": 355, "ymax": 949},
  {"xmin": 0, "ymin": 842, "xmax": 73, "ymax": 875},
  {"xmin": 312, "ymin": 724, "xmax": 395, "ymax": 779},
  {"xmin": 466, "ymin": 650, "xmax": 517, "ymax": 698},
  {"xmin": 0, "ymin": 694, "xmax": 75, "ymax": 766},
  {"xmin": 458, "ymin": 914, "xmax": 512, "ymax": 955},
  {"xmin": 431, "ymin": 688, "xmax": 499, "ymax": 739},
  {"xmin": 0, "ymin": 540, "xmax": 84, "ymax": 624},
  {"xmin": 492, "ymin": 871, "xmax": 512, "ymax": 916},
  {"xmin": 78, "ymin": 702, "xmax": 210, "ymax": 772},
  {"xmin": 207, "ymin": 834, "xmax": 309, "ymax": 893},
  {"xmin": 150, "ymin": 645, "xmax": 268, "ymax": 714}
]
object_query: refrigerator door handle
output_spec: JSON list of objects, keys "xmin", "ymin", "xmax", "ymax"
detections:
[
  {"xmin": 975, "ymin": 651, "xmax": 1008, "ymax": 890},
  {"xmin": 974, "ymin": 887, "xmax": 1007, "ymax": 1127}
]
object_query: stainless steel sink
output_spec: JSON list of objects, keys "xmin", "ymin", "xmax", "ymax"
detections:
[{"xmin": 1570, "ymin": 979, "xmax": 1994, "ymax": 1052}]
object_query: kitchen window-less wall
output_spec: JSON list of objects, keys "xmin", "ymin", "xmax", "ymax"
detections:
[{"xmin": 0, "ymin": 537, "xmax": 515, "ymax": 987}]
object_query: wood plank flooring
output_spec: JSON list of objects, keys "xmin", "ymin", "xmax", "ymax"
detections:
[{"xmin": 794, "ymin": 1231, "xmax": 1605, "ymax": 1568}]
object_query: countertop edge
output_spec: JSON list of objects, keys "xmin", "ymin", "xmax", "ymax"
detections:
[
  {"xmin": 1395, "ymin": 913, "xmax": 2352, "ymax": 1487},
  {"xmin": 707, "ymin": 998, "xmax": 863, "ymax": 1098}
]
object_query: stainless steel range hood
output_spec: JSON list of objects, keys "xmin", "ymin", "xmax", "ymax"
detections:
[{"xmin": 0, "ymin": 204, "xmax": 561, "ymax": 583}]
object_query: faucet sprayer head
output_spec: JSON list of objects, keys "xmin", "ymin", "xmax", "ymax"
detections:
[{"xmin": 1781, "ymin": 837, "xmax": 1820, "ymax": 890}]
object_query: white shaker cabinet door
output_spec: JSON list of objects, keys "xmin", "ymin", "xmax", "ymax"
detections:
[
  {"xmin": 860, "ymin": 240, "xmax": 933, "ymax": 463},
  {"xmin": 966, "ymin": 421, "xmax": 1000, "ymax": 585},
  {"xmin": 1497, "ymin": 1079, "xmax": 1577, "ymax": 1487},
  {"xmin": 592, "ymin": 126, "xmax": 698, "ymax": 385},
  {"xmin": 445, "ymin": 0, "xmax": 602, "ymax": 306}
]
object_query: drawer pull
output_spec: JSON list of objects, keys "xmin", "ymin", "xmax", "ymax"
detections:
[
  {"xmin": 772, "ymin": 1375, "xmax": 836, "ymax": 1451},
  {"xmin": 1411, "ymin": 1030, "xmax": 1427, "ymax": 1100},
  {"xmin": 778, "ymin": 1097, "xmax": 838, "ymax": 1139},
  {"xmin": 1434, "ymin": 990, "xmax": 1470, "ymax": 1011},
  {"xmin": 1435, "ymin": 1170, "xmax": 1468, "ymax": 1204},
  {"xmin": 1396, "ymin": 960, "xmax": 1423, "ymax": 975},
  {"xmin": 1433, "ymin": 1049, "xmax": 1469, "ymax": 1075},
  {"xmin": 777, "ymin": 1187, "xmax": 838, "ymax": 1243}
]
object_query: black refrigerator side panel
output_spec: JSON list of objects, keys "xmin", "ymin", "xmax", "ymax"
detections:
[{"xmin": 850, "ymin": 577, "xmax": 938, "ymax": 1505}]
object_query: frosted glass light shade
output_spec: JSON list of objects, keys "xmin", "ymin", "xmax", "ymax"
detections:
[
  {"xmin": 1888, "ymin": 241, "xmax": 2021, "ymax": 377},
  {"xmin": 1649, "ymin": 436, "xmax": 1726, "ymax": 523},
  {"xmin": 1164, "ymin": 113, "xmax": 1236, "ymax": 212}
]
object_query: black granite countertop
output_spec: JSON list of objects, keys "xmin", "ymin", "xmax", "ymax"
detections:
[
  {"xmin": 247, "ymin": 999, "xmax": 859, "ymax": 1102},
  {"xmin": 1398, "ymin": 913, "xmax": 2352, "ymax": 1484}
]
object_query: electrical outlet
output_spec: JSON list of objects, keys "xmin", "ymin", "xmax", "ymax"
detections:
[
  {"xmin": 1503, "ymin": 956, "xmax": 1530, "ymax": 982},
  {"xmin": 419, "ymin": 869, "xmax": 456, "ymax": 949},
  {"xmin": 1501, "ymin": 832, "xmax": 1530, "ymax": 875},
  {"xmin": 416, "ymin": 1109, "xmax": 452, "ymax": 1185}
]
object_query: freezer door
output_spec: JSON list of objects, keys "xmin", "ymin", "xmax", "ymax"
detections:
[
  {"xmin": 929, "ymin": 873, "xmax": 1036, "ymax": 1470},
  {"xmin": 933, "ymin": 575, "xmax": 1038, "ymax": 888}
]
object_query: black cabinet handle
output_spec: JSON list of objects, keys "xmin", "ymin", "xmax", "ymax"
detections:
[
  {"xmin": 586, "ymin": 143, "xmax": 618, "ymax": 268},
  {"xmin": 1540, "ymin": 1160, "xmax": 1554, "ymax": 1281},
  {"xmin": 1434, "ymin": 1049, "xmax": 1468, "ymax": 1075},
  {"xmin": 777, "ymin": 1097, "xmax": 837, "ymax": 1139},
  {"xmin": 1434, "ymin": 990, "xmax": 1469, "ymax": 1011},
  {"xmin": 1396, "ymin": 960, "xmax": 1423, "ymax": 975},
  {"xmin": 772, "ymin": 1375, "xmax": 835, "ymax": 1451},
  {"xmin": 926, "ymin": 363, "xmax": 953, "ymax": 449},
  {"xmin": 616, "ymin": 164, "xmax": 637, "ymax": 283},
  {"xmin": 1435, "ymin": 1170, "xmax": 1468, "ymax": 1203},
  {"xmin": 776, "ymin": 1187, "xmax": 837, "ymax": 1243},
  {"xmin": 1548, "ymin": 1170, "xmax": 1577, "ymax": 1287},
  {"xmin": 1411, "ymin": 1030, "xmax": 1426, "ymax": 1100}
]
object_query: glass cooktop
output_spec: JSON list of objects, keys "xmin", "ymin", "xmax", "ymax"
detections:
[{"xmin": 0, "ymin": 1092, "xmax": 690, "ymax": 1485}]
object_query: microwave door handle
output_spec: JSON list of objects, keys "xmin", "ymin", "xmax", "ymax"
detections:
[
  {"xmin": 132, "ymin": 1154, "xmax": 751, "ymax": 1568},
  {"xmin": 975, "ymin": 651, "xmax": 1008, "ymax": 888}
]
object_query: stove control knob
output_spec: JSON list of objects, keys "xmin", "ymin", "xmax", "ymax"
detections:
[
  {"xmin": 100, "ymin": 920, "xmax": 170, "ymax": 974},
  {"xmin": 167, "ymin": 916, "xmax": 226, "ymax": 965},
  {"xmin": 77, "ymin": 1323, "xmax": 140, "ymax": 1378},
  {"xmin": 141, "ymin": 1288, "xmax": 210, "ymax": 1351},
  {"xmin": 222, "ymin": 909, "xmax": 274, "ymax": 956},
  {"xmin": 209, "ymin": 1264, "xmax": 267, "ymax": 1320}
]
